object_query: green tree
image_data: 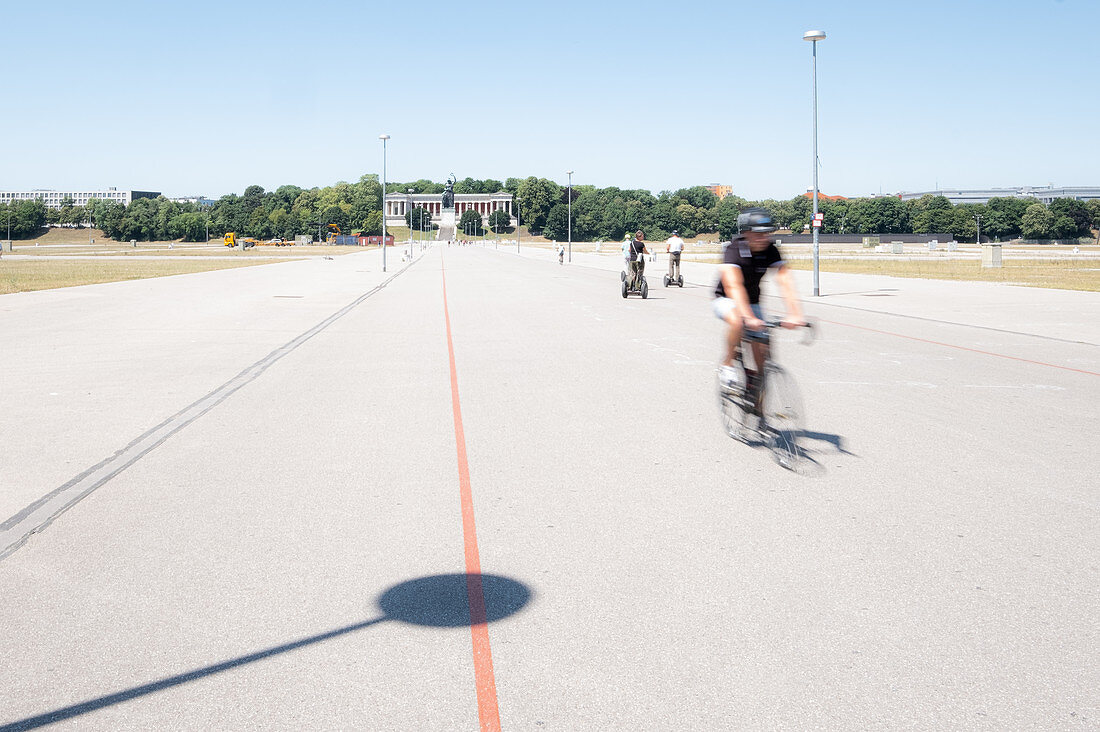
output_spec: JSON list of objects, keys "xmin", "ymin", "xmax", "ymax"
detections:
[
  {"xmin": 406, "ymin": 206, "xmax": 432, "ymax": 231},
  {"xmin": 171, "ymin": 212, "xmax": 207, "ymax": 242},
  {"xmin": 95, "ymin": 200, "xmax": 126, "ymax": 239},
  {"xmin": 359, "ymin": 210, "xmax": 384, "ymax": 236},
  {"xmin": 516, "ymin": 177, "xmax": 561, "ymax": 232},
  {"xmin": 673, "ymin": 186, "xmax": 719, "ymax": 210},
  {"xmin": 1048, "ymin": 198, "xmax": 1092, "ymax": 237},
  {"xmin": 542, "ymin": 203, "xmax": 568, "ymax": 240},
  {"xmin": 1020, "ymin": 203, "xmax": 1054, "ymax": 240},
  {"xmin": 3, "ymin": 199, "xmax": 47, "ymax": 238},
  {"xmin": 241, "ymin": 184, "xmax": 266, "ymax": 211},
  {"xmin": 1086, "ymin": 199, "xmax": 1100, "ymax": 231},
  {"xmin": 319, "ymin": 204, "xmax": 349, "ymax": 236},
  {"xmin": 488, "ymin": 209, "xmax": 510, "ymax": 233},
  {"xmin": 909, "ymin": 195, "xmax": 954, "ymax": 234},
  {"xmin": 983, "ymin": 197, "xmax": 1029, "ymax": 240},
  {"xmin": 268, "ymin": 207, "xmax": 288, "ymax": 236},
  {"xmin": 717, "ymin": 196, "xmax": 742, "ymax": 240},
  {"xmin": 458, "ymin": 208, "xmax": 483, "ymax": 236},
  {"xmin": 272, "ymin": 185, "xmax": 303, "ymax": 211}
]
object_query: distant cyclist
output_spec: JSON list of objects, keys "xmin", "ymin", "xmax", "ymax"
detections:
[
  {"xmin": 714, "ymin": 208, "xmax": 805, "ymax": 393},
  {"xmin": 628, "ymin": 230, "xmax": 649, "ymax": 287},
  {"xmin": 666, "ymin": 229, "xmax": 684, "ymax": 281}
]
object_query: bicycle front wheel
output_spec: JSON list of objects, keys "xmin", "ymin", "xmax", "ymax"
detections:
[
  {"xmin": 717, "ymin": 365, "xmax": 751, "ymax": 441},
  {"xmin": 761, "ymin": 364, "xmax": 804, "ymax": 469}
]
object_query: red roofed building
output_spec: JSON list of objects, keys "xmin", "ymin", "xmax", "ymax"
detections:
[{"xmin": 803, "ymin": 190, "xmax": 847, "ymax": 201}]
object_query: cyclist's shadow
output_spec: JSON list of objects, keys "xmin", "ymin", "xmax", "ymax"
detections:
[
  {"xmin": 792, "ymin": 429, "xmax": 856, "ymax": 477},
  {"xmin": 744, "ymin": 427, "xmax": 854, "ymax": 477}
]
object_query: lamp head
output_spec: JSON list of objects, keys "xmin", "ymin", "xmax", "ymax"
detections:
[
  {"xmin": 803, "ymin": 30, "xmax": 826, "ymax": 42},
  {"xmin": 378, "ymin": 133, "xmax": 390, "ymax": 141}
]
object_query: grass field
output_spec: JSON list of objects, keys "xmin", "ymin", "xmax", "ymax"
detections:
[
  {"xmin": 1, "ymin": 232, "xmax": 370, "ymax": 294},
  {"xmin": 783, "ymin": 258, "xmax": 1100, "ymax": 292},
  {"xmin": 0, "ymin": 258, "xmax": 280, "ymax": 295}
]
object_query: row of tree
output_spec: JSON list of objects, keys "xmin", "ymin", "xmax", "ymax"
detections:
[
  {"xmin": 3, "ymin": 177, "xmax": 1098, "ymax": 243},
  {"xmin": 524, "ymin": 183, "xmax": 1100, "ymax": 242}
]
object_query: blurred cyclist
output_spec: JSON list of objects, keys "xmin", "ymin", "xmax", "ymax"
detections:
[{"xmin": 714, "ymin": 208, "xmax": 805, "ymax": 393}]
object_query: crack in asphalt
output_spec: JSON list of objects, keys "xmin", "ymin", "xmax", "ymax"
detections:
[{"xmin": 0, "ymin": 254, "xmax": 422, "ymax": 561}]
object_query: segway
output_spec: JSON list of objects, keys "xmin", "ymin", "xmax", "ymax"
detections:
[
  {"xmin": 663, "ymin": 252, "xmax": 684, "ymax": 287},
  {"xmin": 621, "ymin": 264, "xmax": 649, "ymax": 299}
]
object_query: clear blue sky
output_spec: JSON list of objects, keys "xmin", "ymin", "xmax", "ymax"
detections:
[{"xmin": 2, "ymin": 0, "xmax": 1096, "ymax": 200}]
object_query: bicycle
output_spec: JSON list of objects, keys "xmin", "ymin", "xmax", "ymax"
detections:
[{"xmin": 717, "ymin": 320, "xmax": 813, "ymax": 470}]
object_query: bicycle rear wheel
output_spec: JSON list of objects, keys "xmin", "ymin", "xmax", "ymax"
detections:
[
  {"xmin": 761, "ymin": 364, "xmax": 804, "ymax": 469},
  {"xmin": 717, "ymin": 365, "xmax": 751, "ymax": 441}
]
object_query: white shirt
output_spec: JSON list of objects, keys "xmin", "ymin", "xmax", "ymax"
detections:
[{"xmin": 667, "ymin": 236, "xmax": 684, "ymax": 253}]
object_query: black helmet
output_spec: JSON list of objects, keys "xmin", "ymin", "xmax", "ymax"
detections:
[{"xmin": 738, "ymin": 208, "xmax": 777, "ymax": 233}]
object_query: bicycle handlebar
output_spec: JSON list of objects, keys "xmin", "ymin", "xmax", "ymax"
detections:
[{"xmin": 746, "ymin": 319, "xmax": 815, "ymax": 345}]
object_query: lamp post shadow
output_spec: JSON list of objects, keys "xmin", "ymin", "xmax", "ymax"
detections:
[{"xmin": 1, "ymin": 573, "xmax": 532, "ymax": 732}]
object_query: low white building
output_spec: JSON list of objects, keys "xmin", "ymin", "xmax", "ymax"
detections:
[
  {"xmin": 898, "ymin": 186, "xmax": 1100, "ymax": 205},
  {"xmin": 384, "ymin": 192, "xmax": 515, "ymax": 228},
  {"xmin": 0, "ymin": 188, "xmax": 160, "ymax": 209}
]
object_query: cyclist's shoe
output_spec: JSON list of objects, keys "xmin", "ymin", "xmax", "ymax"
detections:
[{"xmin": 719, "ymin": 366, "xmax": 741, "ymax": 393}]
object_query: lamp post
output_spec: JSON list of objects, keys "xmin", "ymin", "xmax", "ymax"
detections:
[
  {"xmin": 379, "ymin": 133, "xmax": 390, "ymax": 271},
  {"xmin": 407, "ymin": 188, "xmax": 414, "ymax": 254},
  {"xmin": 803, "ymin": 29, "xmax": 825, "ymax": 297},
  {"xmin": 975, "ymin": 213, "xmax": 983, "ymax": 245},
  {"xmin": 515, "ymin": 197, "xmax": 521, "ymax": 253},
  {"xmin": 566, "ymin": 170, "xmax": 573, "ymax": 263}
]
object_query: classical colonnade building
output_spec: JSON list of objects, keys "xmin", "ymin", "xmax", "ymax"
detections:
[{"xmin": 383, "ymin": 192, "xmax": 515, "ymax": 227}]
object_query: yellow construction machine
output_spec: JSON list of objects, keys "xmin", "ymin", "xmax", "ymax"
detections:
[{"xmin": 223, "ymin": 232, "xmax": 257, "ymax": 249}]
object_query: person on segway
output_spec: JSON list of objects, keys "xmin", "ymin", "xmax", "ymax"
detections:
[
  {"xmin": 628, "ymin": 230, "xmax": 648, "ymax": 288},
  {"xmin": 665, "ymin": 230, "xmax": 684, "ymax": 287}
]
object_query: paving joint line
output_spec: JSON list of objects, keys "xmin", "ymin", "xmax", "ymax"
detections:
[{"xmin": 0, "ymin": 254, "xmax": 422, "ymax": 562}]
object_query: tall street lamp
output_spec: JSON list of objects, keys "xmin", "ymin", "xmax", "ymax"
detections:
[
  {"xmin": 407, "ymin": 188, "xmax": 415, "ymax": 254},
  {"xmin": 975, "ymin": 213, "xmax": 983, "ymax": 245},
  {"xmin": 803, "ymin": 29, "xmax": 825, "ymax": 297},
  {"xmin": 379, "ymin": 133, "xmax": 390, "ymax": 272},
  {"xmin": 566, "ymin": 170, "xmax": 573, "ymax": 263}
]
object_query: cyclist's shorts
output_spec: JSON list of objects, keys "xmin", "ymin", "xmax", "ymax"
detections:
[{"xmin": 713, "ymin": 298, "xmax": 764, "ymax": 322}]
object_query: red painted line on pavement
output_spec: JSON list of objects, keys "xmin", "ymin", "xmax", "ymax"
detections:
[
  {"xmin": 441, "ymin": 253, "xmax": 502, "ymax": 732},
  {"xmin": 820, "ymin": 318, "xmax": 1100, "ymax": 377}
]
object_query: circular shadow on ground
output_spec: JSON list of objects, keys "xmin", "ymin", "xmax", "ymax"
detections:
[{"xmin": 377, "ymin": 573, "xmax": 531, "ymax": 627}]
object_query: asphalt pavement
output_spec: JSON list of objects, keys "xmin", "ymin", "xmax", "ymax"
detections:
[{"xmin": 1, "ymin": 244, "xmax": 1097, "ymax": 730}]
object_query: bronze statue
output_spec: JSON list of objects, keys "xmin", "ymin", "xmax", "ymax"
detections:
[{"xmin": 442, "ymin": 173, "xmax": 456, "ymax": 209}]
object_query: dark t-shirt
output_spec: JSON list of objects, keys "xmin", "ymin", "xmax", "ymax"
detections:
[
  {"xmin": 714, "ymin": 237, "xmax": 784, "ymax": 303},
  {"xmin": 629, "ymin": 239, "xmax": 646, "ymax": 262}
]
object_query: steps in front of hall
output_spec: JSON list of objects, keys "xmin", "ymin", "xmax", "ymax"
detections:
[{"xmin": 437, "ymin": 208, "xmax": 456, "ymax": 241}]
